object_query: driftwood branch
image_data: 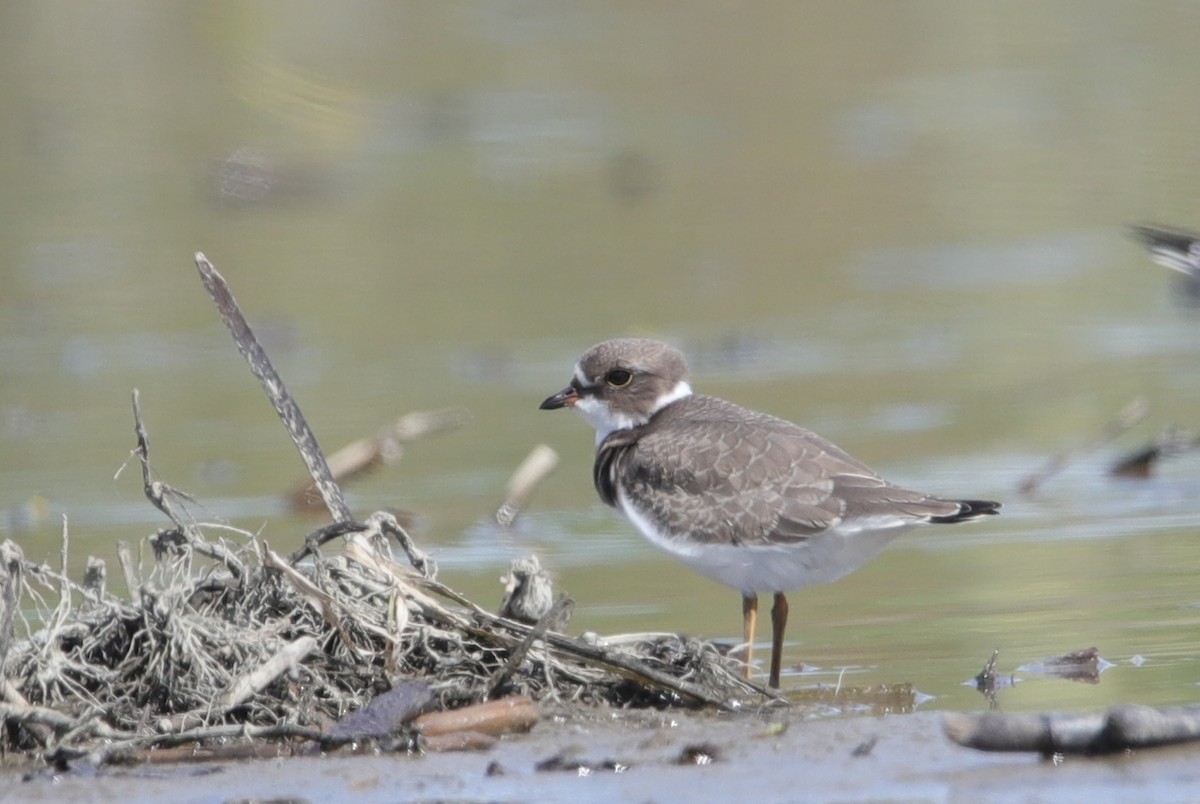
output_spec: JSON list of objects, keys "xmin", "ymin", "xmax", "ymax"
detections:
[
  {"xmin": 194, "ymin": 252, "xmax": 351, "ymax": 524},
  {"xmin": 193, "ymin": 254, "xmax": 437, "ymax": 578},
  {"xmin": 944, "ymin": 703, "xmax": 1200, "ymax": 755},
  {"xmin": 496, "ymin": 444, "xmax": 559, "ymax": 527},
  {"xmin": 288, "ymin": 409, "xmax": 468, "ymax": 513}
]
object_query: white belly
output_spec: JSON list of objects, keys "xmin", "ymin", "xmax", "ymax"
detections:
[{"xmin": 617, "ymin": 489, "xmax": 910, "ymax": 596}]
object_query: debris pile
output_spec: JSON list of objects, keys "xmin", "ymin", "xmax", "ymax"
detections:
[{"xmin": 0, "ymin": 480, "xmax": 755, "ymax": 766}]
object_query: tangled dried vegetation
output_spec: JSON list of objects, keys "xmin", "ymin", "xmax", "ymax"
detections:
[
  {"xmin": 0, "ymin": 415, "xmax": 760, "ymax": 767},
  {"xmin": 0, "ymin": 253, "xmax": 764, "ymax": 768}
]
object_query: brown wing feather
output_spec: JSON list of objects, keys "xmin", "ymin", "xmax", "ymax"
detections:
[
  {"xmin": 597, "ymin": 396, "xmax": 841, "ymax": 545},
  {"xmin": 596, "ymin": 395, "xmax": 981, "ymax": 547}
]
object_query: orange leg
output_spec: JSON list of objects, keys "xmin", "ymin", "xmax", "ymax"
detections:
[
  {"xmin": 769, "ymin": 592, "xmax": 789, "ymax": 689},
  {"xmin": 741, "ymin": 594, "xmax": 758, "ymax": 680}
]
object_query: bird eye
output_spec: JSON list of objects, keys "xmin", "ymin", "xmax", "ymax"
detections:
[{"xmin": 605, "ymin": 369, "xmax": 633, "ymax": 387}]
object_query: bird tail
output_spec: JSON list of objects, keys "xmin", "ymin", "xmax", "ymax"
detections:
[{"xmin": 929, "ymin": 499, "xmax": 1000, "ymax": 524}]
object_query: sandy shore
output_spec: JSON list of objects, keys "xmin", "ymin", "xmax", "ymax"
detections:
[{"xmin": 5, "ymin": 707, "xmax": 1199, "ymax": 803}]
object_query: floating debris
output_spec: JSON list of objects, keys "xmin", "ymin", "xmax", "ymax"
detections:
[
  {"xmin": 495, "ymin": 444, "xmax": 559, "ymax": 527},
  {"xmin": 1017, "ymin": 398, "xmax": 1148, "ymax": 494},
  {"xmin": 288, "ymin": 409, "xmax": 468, "ymax": 514},
  {"xmin": 1017, "ymin": 647, "xmax": 1113, "ymax": 685},
  {"xmin": 967, "ymin": 648, "xmax": 1016, "ymax": 708},
  {"xmin": 1109, "ymin": 427, "xmax": 1199, "ymax": 479}
]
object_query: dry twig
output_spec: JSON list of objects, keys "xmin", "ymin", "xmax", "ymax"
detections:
[{"xmin": 194, "ymin": 252, "xmax": 351, "ymax": 524}]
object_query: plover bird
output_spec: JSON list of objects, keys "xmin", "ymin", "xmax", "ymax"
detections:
[{"xmin": 540, "ymin": 337, "xmax": 999, "ymax": 688}]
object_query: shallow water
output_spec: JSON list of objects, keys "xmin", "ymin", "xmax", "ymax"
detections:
[{"xmin": 3, "ymin": 2, "xmax": 1200, "ymax": 724}]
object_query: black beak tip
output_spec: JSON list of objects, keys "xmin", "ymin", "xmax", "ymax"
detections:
[{"xmin": 540, "ymin": 388, "xmax": 575, "ymax": 410}]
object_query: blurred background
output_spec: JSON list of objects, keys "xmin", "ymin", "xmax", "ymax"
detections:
[{"xmin": 3, "ymin": 2, "xmax": 1200, "ymax": 712}]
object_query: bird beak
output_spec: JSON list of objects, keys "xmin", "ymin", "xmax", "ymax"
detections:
[{"xmin": 540, "ymin": 386, "xmax": 579, "ymax": 410}]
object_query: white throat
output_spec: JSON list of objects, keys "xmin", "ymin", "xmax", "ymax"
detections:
[{"xmin": 573, "ymin": 380, "xmax": 693, "ymax": 445}]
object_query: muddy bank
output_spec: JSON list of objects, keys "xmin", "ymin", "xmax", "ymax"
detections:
[{"xmin": 7, "ymin": 707, "xmax": 1200, "ymax": 803}]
